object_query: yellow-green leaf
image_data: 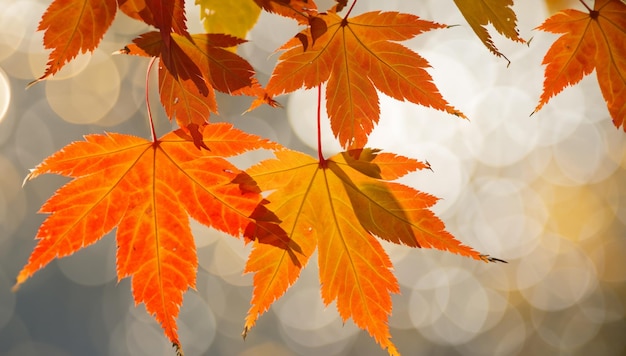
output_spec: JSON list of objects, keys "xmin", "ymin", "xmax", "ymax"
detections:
[{"xmin": 196, "ymin": 0, "xmax": 261, "ymax": 44}]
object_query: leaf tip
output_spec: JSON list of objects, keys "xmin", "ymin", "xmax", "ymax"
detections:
[
  {"xmin": 21, "ymin": 170, "xmax": 35, "ymax": 187},
  {"xmin": 11, "ymin": 282, "xmax": 20, "ymax": 293},
  {"xmin": 26, "ymin": 78, "xmax": 42, "ymax": 90},
  {"xmin": 112, "ymin": 46, "xmax": 130, "ymax": 55},
  {"xmin": 480, "ymin": 255, "xmax": 508, "ymax": 263},
  {"xmin": 174, "ymin": 342, "xmax": 184, "ymax": 356},
  {"xmin": 425, "ymin": 159, "xmax": 433, "ymax": 172}
]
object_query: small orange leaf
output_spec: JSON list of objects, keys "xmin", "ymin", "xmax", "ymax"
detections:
[
  {"xmin": 32, "ymin": 0, "xmax": 117, "ymax": 83},
  {"xmin": 266, "ymin": 10, "xmax": 465, "ymax": 149},
  {"xmin": 14, "ymin": 123, "xmax": 281, "ymax": 354},
  {"xmin": 244, "ymin": 149, "xmax": 493, "ymax": 355},
  {"xmin": 535, "ymin": 0, "xmax": 626, "ymax": 129}
]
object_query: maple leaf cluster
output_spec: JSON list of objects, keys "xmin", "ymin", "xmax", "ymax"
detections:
[{"xmin": 13, "ymin": 0, "xmax": 626, "ymax": 355}]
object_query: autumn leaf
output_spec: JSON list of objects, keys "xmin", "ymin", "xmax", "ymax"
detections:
[
  {"xmin": 13, "ymin": 123, "xmax": 282, "ymax": 355},
  {"xmin": 122, "ymin": 31, "xmax": 271, "ymax": 144},
  {"xmin": 266, "ymin": 10, "xmax": 465, "ymax": 149},
  {"xmin": 453, "ymin": 0, "xmax": 525, "ymax": 61},
  {"xmin": 243, "ymin": 149, "xmax": 495, "ymax": 355},
  {"xmin": 118, "ymin": 0, "xmax": 187, "ymax": 35},
  {"xmin": 253, "ymin": 0, "xmax": 318, "ymax": 23},
  {"xmin": 145, "ymin": 0, "xmax": 188, "ymax": 34},
  {"xmin": 534, "ymin": 0, "xmax": 626, "ymax": 129},
  {"xmin": 31, "ymin": 0, "xmax": 117, "ymax": 84}
]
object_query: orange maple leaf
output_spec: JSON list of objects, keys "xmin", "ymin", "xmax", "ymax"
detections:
[
  {"xmin": 534, "ymin": 0, "xmax": 626, "ymax": 129},
  {"xmin": 266, "ymin": 10, "xmax": 465, "ymax": 149},
  {"xmin": 118, "ymin": 0, "xmax": 189, "ymax": 57},
  {"xmin": 243, "ymin": 148, "xmax": 495, "ymax": 355},
  {"xmin": 13, "ymin": 123, "xmax": 281, "ymax": 355},
  {"xmin": 118, "ymin": 0, "xmax": 187, "ymax": 35},
  {"xmin": 32, "ymin": 0, "xmax": 117, "ymax": 84},
  {"xmin": 453, "ymin": 0, "xmax": 525, "ymax": 61}
]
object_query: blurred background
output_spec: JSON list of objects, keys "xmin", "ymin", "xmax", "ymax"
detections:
[{"xmin": 1, "ymin": 0, "xmax": 625, "ymax": 355}]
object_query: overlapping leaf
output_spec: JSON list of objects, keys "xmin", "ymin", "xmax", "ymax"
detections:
[
  {"xmin": 13, "ymin": 123, "xmax": 282, "ymax": 355},
  {"xmin": 243, "ymin": 149, "xmax": 494, "ymax": 355},
  {"xmin": 118, "ymin": 0, "xmax": 187, "ymax": 35},
  {"xmin": 453, "ymin": 0, "xmax": 525, "ymax": 60},
  {"xmin": 534, "ymin": 0, "xmax": 626, "ymax": 129},
  {"xmin": 32, "ymin": 0, "xmax": 117, "ymax": 84},
  {"xmin": 266, "ymin": 10, "xmax": 465, "ymax": 149},
  {"xmin": 122, "ymin": 31, "xmax": 274, "ymax": 144},
  {"xmin": 253, "ymin": 0, "xmax": 318, "ymax": 23}
]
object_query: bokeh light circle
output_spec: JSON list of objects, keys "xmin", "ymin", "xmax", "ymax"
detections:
[
  {"xmin": 57, "ymin": 232, "xmax": 117, "ymax": 286},
  {"xmin": 531, "ymin": 306, "xmax": 601, "ymax": 352},
  {"xmin": 551, "ymin": 121, "xmax": 619, "ymax": 185},
  {"xmin": 459, "ymin": 306, "xmax": 527, "ymax": 356},
  {"xmin": 125, "ymin": 320, "xmax": 171, "ymax": 356},
  {"xmin": 532, "ymin": 72, "xmax": 589, "ymax": 146},
  {"xmin": 198, "ymin": 231, "xmax": 252, "ymax": 287},
  {"xmin": 520, "ymin": 238, "xmax": 598, "ymax": 311},
  {"xmin": 515, "ymin": 233, "xmax": 561, "ymax": 290},
  {"xmin": 0, "ymin": 269, "xmax": 16, "ymax": 332},
  {"xmin": 45, "ymin": 50, "xmax": 120, "ymax": 125},
  {"xmin": 0, "ymin": 67, "xmax": 10, "ymax": 123},
  {"xmin": 278, "ymin": 295, "xmax": 359, "ymax": 354},
  {"xmin": 465, "ymin": 86, "xmax": 538, "ymax": 167},
  {"xmin": 0, "ymin": 0, "xmax": 27, "ymax": 61},
  {"xmin": 245, "ymin": 12, "xmax": 298, "ymax": 75},
  {"xmin": 177, "ymin": 292, "xmax": 217, "ymax": 355},
  {"xmin": 276, "ymin": 285, "xmax": 340, "ymax": 332},
  {"xmin": 287, "ymin": 89, "xmax": 342, "ymax": 156},
  {"xmin": 0, "ymin": 156, "xmax": 28, "ymax": 241},
  {"xmin": 14, "ymin": 99, "xmax": 56, "ymax": 170},
  {"xmin": 412, "ymin": 268, "xmax": 491, "ymax": 345}
]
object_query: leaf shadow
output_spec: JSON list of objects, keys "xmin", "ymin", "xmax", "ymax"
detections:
[
  {"xmin": 233, "ymin": 172, "xmax": 304, "ymax": 267},
  {"xmin": 330, "ymin": 149, "xmax": 422, "ymax": 248}
]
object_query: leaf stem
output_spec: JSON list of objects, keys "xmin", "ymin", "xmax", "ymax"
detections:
[
  {"xmin": 344, "ymin": 0, "xmax": 357, "ymax": 18},
  {"xmin": 317, "ymin": 84, "xmax": 326, "ymax": 167},
  {"xmin": 146, "ymin": 57, "xmax": 158, "ymax": 143},
  {"xmin": 578, "ymin": 0, "xmax": 592, "ymax": 12}
]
